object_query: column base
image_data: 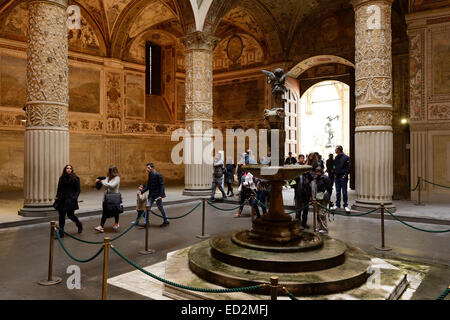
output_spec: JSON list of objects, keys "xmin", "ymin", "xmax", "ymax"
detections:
[
  {"xmin": 19, "ymin": 204, "xmax": 58, "ymax": 217},
  {"xmin": 183, "ymin": 188, "xmax": 212, "ymax": 197},
  {"xmin": 351, "ymin": 200, "xmax": 396, "ymax": 213}
]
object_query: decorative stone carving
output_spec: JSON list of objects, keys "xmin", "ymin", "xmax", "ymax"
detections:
[
  {"xmin": 429, "ymin": 104, "xmax": 450, "ymax": 120},
  {"xmin": 20, "ymin": 0, "xmax": 70, "ymax": 217},
  {"xmin": 69, "ymin": 119, "xmax": 103, "ymax": 132},
  {"xmin": 26, "ymin": 104, "xmax": 68, "ymax": 127},
  {"xmin": 352, "ymin": 0, "xmax": 395, "ymax": 212},
  {"xmin": 27, "ymin": 1, "xmax": 68, "ymax": 105},
  {"xmin": 409, "ymin": 30, "xmax": 425, "ymax": 121},
  {"xmin": 356, "ymin": 109, "xmax": 393, "ymax": 127},
  {"xmin": 181, "ymin": 31, "xmax": 219, "ymax": 52},
  {"xmin": 354, "ymin": 0, "xmax": 393, "ymax": 107}
]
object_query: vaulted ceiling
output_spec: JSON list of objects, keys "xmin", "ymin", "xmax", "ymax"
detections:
[{"xmin": 0, "ymin": 0, "xmax": 411, "ymax": 62}]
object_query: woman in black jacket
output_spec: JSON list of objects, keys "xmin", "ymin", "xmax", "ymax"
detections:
[{"xmin": 55, "ymin": 164, "xmax": 82, "ymax": 238}]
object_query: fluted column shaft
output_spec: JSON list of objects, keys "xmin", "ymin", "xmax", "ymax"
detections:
[
  {"xmin": 352, "ymin": 0, "xmax": 396, "ymax": 211},
  {"xmin": 181, "ymin": 32, "xmax": 219, "ymax": 196},
  {"xmin": 20, "ymin": 0, "xmax": 69, "ymax": 216}
]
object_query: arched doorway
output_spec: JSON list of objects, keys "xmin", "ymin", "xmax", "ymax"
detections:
[
  {"xmin": 299, "ymin": 81, "xmax": 350, "ymax": 161},
  {"xmin": 289, "ymin": 57, "xmax": 356, "ymax": 189}
]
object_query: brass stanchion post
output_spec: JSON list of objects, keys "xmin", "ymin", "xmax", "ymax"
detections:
[
  {"xmin": 415, "ymin": 176, "xmax": 425, "ymax": 206},
  {"xmin": 312, "ymin": 199, "xmax": 317, "ymax": 232},
  {"xmin": 139, "ymin": 205, "xmax": 155, "ymax": 255},
  {"xmin": 102, "ymin": 237, "xmax": 111, "ymax": 300},
  {"xmin": 196, "ymin": 198, "xmax": 210, "ymax": 239},
  {"xmin": 270, "ymin": 276, "xmax": 279, "ymax": 301},
  {"xmin": 375, "ymin": 204, "xmax": 391, "ymax": 251},
  {"xmin": 38, "ymin": 221, "xmax": 62, "ymax": 286}
]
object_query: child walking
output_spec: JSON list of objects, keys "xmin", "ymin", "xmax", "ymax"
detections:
[{"xmin": 134, "ymin": 184, "xmax": 147, "ymax": 226}]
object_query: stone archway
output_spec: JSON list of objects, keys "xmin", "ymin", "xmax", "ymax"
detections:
[
  {"xmin": 290, "ymin": 56, "xmax": 356, "ymax": 190},
  {"xmin": 289, "ymin": 55, "xmax": 355, "ymax": 78}
]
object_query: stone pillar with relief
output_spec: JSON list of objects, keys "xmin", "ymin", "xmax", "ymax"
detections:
[
  {"xmin": 19, "ymin": 0, "xmax": 69, "ymax": 217},
  {"xmin": 181, "ymin": 32, "xmax": 219, "ymax": 196},
  {"xmin": 352, "ymin": 0, "xmax": 396, "ymax": 212}
]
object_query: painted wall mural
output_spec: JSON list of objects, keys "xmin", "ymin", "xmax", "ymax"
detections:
[
  {"xmin": 213, "ymin": 33, "xmax": 264, "ymax": 71},
  {"xmin": 68, "ymin": 66, "xmax": 101, "ymax": 113},
  {"xmin": 128, "ymin": 1, "xmax": 176, "ymax": 39},
  {"xmin": 213, "ymin": 78, "xmax": 265, "ymax": 121},
  {"xmin": 125, "ymin": 73, "xmax": 145, "ymax": 119},
  {"xmin": 0, "ymin": 55, "xmax": 26, "ymax": 108},
  {"xmin": 0, "ymin": 1, "xmax": 104, "ymax": 55}
]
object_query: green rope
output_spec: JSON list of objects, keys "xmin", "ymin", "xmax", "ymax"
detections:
[
  {"xmin": 149, "ymin": 201, "xmax": 202, "ymax": 220},
  {"xmin": 55, "ymin": 229, "xmax": 104, "ymax": 263},
  {"xmin": 286, "ymin": 203, "xmax": 311, "ymax": 215},
  {"xmin": 111, "ymin": 245, "xmax": 264, "ymax": 293},
  {"xmin": 283, "ymin": 287, "xmax": 298, "ymax": 300},
  {"xmin": 57, "ymin": 215, "xmax": 143, "ymax": 244},
  {"xmin": 406, "ymin": 178, "xmax": 420, "ymax": 192},
  {"xmin": 422, "ymin": 178, "xmax": 450, "ymax": 189},
  {"xmin": 316, "ymin": 202, "xmax": 378, "ymax": 216},
  {"xmin": 386, "ymin": 209, "xmax": 450, "ymax": 233},
  {"xmin": 207, "ymin": 199, "xmax": 248, "ymax": 211},
  {"xmin": 437, "ymin": 288, "xmax": 449, "ymax": 300}
]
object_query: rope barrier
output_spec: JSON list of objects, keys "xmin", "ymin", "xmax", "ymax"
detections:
[
  {"xmin": 286, "ymin": 203, "xmax": 311, "ymax": 215},
  {"xmin": 316, "ymin": 202, "xmax": 379, "ymax": 216},
  {"xmin": 406, "ymin": 178, "xmax": 420, "ymax": 192},
  {"xmin": 206, "ymin": 199, "xmax": 249, "ymax": 211},
  {"xmin": 282, "ymin": 287, "xmax": 298, "ymax": 300},
  {"xmin": 385, "ymin": 209, "xmax": 450, "ymax": 233},
  {"xmin": 422, "ymin": 179, "xmax": 450, "ymax": 189},
  {"xmin": 54, "ymin": 229, "xmax": 104, "ymax": 263},
  {"xmin": 110, "ymin": 245, "xmax": 267, "ymax": 294},
  {"xmin": 437, "ymin": 287, "xmax": 449, "ymax": 300},
  {"xmin": 57, "ymin": 215, "xmax": 144, "ymax": 245},
  {"xmin": 149, "ymin": 201, "xmax": 202, "ymax": 220}
]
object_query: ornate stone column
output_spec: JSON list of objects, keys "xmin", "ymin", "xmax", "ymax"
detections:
[
  {"xmin": 181, "ymin": 32, "xmax": 219, "ymax": 196},
  {"xmin": 352, "ymin": 0, "xmax": 396, "ymax": 211},
  {"xmin": 19, "ymin": 0, "xmax": 69, "ymax": 216}
]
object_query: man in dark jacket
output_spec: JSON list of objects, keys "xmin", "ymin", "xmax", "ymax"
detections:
[
  {"xmin": 331, "ymin": 146, "xmax": 351, "ymax": 212},
  {"xmin": 141, "ymin": 163, "xmax": 169, "ymax": 227},
  {"xmin": 326, "ymin": 154, "xmax": 335, "ymax": 208},
  {"xmin": 285, "ymin": 152, "xmax": 297, "ymax": 165},
  {"xmin": 294, "ymin": 172, "xmax": 312, "ymax": 229}
]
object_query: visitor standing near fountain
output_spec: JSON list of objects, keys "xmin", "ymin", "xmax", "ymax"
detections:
[
  {"xmin": 311, "ymin": 166, "xmax": 332, "ymax": 234},
  {"xmin": 210, "ymin": 153, "xmax": 227, "ymax": 202},
  {"xmin": 293, "ymin": 171, "xmax": 312, "ymax": 230},
  {"xmin": 331, "ymin": 145, "xmax": 351, "ymax": 213},
  {"xmin": 235, "ymin": 168, "xmax": 255, "ymax": 218},
  {"xmin": 326, "ymin": 154, "xmax": 335, "ymax": 209},
  {"xmin": 225, "ymin": 157, "xmax": 236, "ymax": 197}
]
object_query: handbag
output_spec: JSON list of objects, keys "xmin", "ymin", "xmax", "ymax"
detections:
[
  {"xmin": 52, "ymin": 198, "xmax": 61, "ymax": 210},
  {"xmin": 103, "ymin": 190, "xmax": 123, "ymax": 217}
]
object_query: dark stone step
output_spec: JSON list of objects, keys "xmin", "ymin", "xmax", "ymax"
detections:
[
  {"xmin": 188, "ymin": 238, "xmax": 371, "ymax": 296},
  {"xmin": 211, "ymin": 232, "xmax": 346, "ymax": 273}
]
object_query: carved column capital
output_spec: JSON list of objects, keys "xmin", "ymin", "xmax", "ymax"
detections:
[
  {"xmin": 28, "ymin": 0, "xmax": 68, "ymax": 9},
  {"xmin": 352, "ymin": 0, "xmax": 393, "ymax": 10},
  {"xmin": 181, "ymin": 31, "xmax": 220, "ymax": 52}
]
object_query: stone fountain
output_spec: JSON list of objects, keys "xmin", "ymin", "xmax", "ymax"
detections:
[{"xmin": 160, "ymin": 69, "xmax": 408, "ymax": 299}]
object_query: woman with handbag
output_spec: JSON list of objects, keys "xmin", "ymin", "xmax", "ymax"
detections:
[
  {"xmin": 94, "ymin": 165, "xmax": 121, "ymax": 233},
  {"xmin": 54, "ymin": 164, "xmax": 83, "ymax": 238}
]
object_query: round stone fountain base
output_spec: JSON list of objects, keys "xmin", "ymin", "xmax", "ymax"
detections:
[
  {"xmin": 188, "ymin": 232, "xmax": 371, "ymax": 296},
  {"xmin": 248, "ymin": 217, "xmax": 302, "ymax": 243}
]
